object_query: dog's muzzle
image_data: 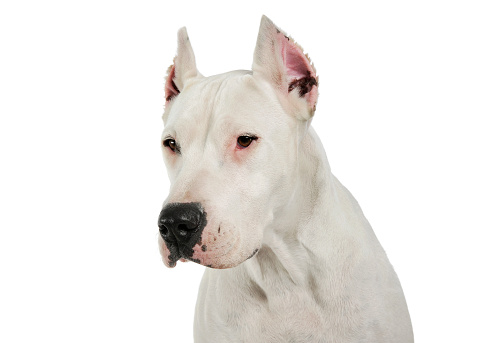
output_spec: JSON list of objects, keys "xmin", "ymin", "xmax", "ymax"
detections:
[{"xmin": 158, "ymin": 202, "xmax": 207, "ymax": 265}]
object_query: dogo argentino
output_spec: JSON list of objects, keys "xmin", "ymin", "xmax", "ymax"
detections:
[{"xmin": 158, "ymin": 15, "xmax": 413, "ymax": 343}]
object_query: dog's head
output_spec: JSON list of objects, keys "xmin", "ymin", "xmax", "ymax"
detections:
[{"xmin": 158, "ymin": 16, "xmax": 319, "ymax": 269}]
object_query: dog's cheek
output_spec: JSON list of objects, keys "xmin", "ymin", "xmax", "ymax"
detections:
[
  {"xmin": 190, "ymin": 225, "xmax": 238, "ymax": 268},
  {"xmin": 191, "ymin": 225, "xmax": 261, "ymax": 269},
  {"xmin": 158, "ymin": 235, "xmax": 176, "ymax": 268},
  {"xmin": 190, "ymin": 227, "xmax": 220, "ymax": 267}
]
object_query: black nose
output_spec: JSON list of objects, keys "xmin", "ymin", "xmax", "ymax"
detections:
[{"xmin": 158, "ymin": 202, "xmax": 206, "ymax": 248}]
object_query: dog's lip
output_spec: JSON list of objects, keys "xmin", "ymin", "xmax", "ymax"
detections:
[
  {"xmin": 165, "ymin": 239, "xmax": 200, "ymax": 267},
  {"xmin": 165, "ymin": 241, "xmax": 181, "ymax": 265},
  {"xmin": 246, "ymin": 248, "xmax": 260, "ymax": 260}
]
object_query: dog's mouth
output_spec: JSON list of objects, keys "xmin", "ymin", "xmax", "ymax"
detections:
[
  {"xmin": 159, "ymin": 230, "xmax": 261, "ymax": 269},
  {"xmin": 163, "ymin": 239, "xmax": 200, "ymax": 267},
  {"xmin": 160, "ymin": 226, "xmax": 204, "ymax": 267}
]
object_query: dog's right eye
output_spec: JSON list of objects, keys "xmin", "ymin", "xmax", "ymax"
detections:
[
  {"xmin": 237, "ymin": 136, "xmax": 257, "ymax": 148},
  {"xmin": 163, "ymin": 139, "xmax": 177, "ymax": 152}
]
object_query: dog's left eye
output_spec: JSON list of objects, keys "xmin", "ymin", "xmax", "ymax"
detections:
[
  {"xmin": 237, "ymin": 136, "xmax": 257, "ymax": 148},
  {"xmin": 163, "ymin": 138, "xmax": 177, "ymax": 152}
]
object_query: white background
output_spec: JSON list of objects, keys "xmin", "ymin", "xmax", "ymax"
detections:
[{"xmin": 1, "ymin": 1, "xmax": 501, "ymax": 342}]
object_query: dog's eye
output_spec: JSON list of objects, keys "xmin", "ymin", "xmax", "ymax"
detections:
[
  {"xmin": 163, "ymin": 138, "xmax": 177, "ymax": 152},
  {"xmin": 237, "ymin": 136, "xmax": 256, "ymax": 148}
]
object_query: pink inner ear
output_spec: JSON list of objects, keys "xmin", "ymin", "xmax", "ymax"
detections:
[
  {"xmin": 283, "ymin": 42, "xmax": 310, "ymax": 79},
  {"xmin": 279, "ymin": 34, "xmax": 318, "ymax": 108},
  {"xmin": 165, "ymin": 64, "xmax": 180, "ymax": 102}
]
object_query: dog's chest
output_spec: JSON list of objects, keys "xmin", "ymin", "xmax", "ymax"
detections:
[
  {"xmin": 194, "ymin": 269, "xmax": 349, "ymax": 342},
  {"xmin": 195, "ymin": 291, "xmax": 329, "ymax": 342}
]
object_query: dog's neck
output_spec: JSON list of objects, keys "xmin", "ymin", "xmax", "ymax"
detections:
[{"xmin": 242, "ymin": 125, "xmax": 367, "ymax": 290}]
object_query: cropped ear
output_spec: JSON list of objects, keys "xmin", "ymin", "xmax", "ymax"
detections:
[
  {"xmin": 252, "ymin": 16, "xmax": 319, "ymax": 118},
  {"xmin": 165, "ymin": 27, "xmax": 199, "ymax": 102}
]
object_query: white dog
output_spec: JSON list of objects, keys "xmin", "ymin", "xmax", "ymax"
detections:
[{"xmin": 158, "ymin": 16, "xmax": 413, "ymax": 343}]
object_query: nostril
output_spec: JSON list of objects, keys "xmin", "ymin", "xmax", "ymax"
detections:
[{"xmin": 159, "ymin": 225, "xmax": 176, "ymax": 241}]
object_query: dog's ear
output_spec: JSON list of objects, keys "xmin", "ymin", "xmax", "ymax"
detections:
[
  {"xmin": 165, "ymin": 27, "xmax": 199, "ymax": 102},
  {"xmin": 252, "ymin": 15, "xmax": 319, "ymax": 118}
]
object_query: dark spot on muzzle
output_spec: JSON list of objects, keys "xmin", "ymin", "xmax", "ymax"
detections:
[{"xmin": 158, "ymin": 202, "xmax": 207, "ymax": 265}]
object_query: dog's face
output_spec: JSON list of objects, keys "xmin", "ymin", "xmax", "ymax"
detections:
[{"xmin": 158, "ymin": 16, "xmax": 319, "ymax": 269}]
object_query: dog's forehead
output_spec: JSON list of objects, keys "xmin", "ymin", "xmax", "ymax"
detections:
[{"xmin": 163, "ymin": 71, "xmax": 283, "ymax": 138}]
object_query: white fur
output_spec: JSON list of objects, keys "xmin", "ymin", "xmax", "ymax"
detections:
[{"xmin": 159, "ymin": 16, "xmax": 413, "ymax": 342}]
